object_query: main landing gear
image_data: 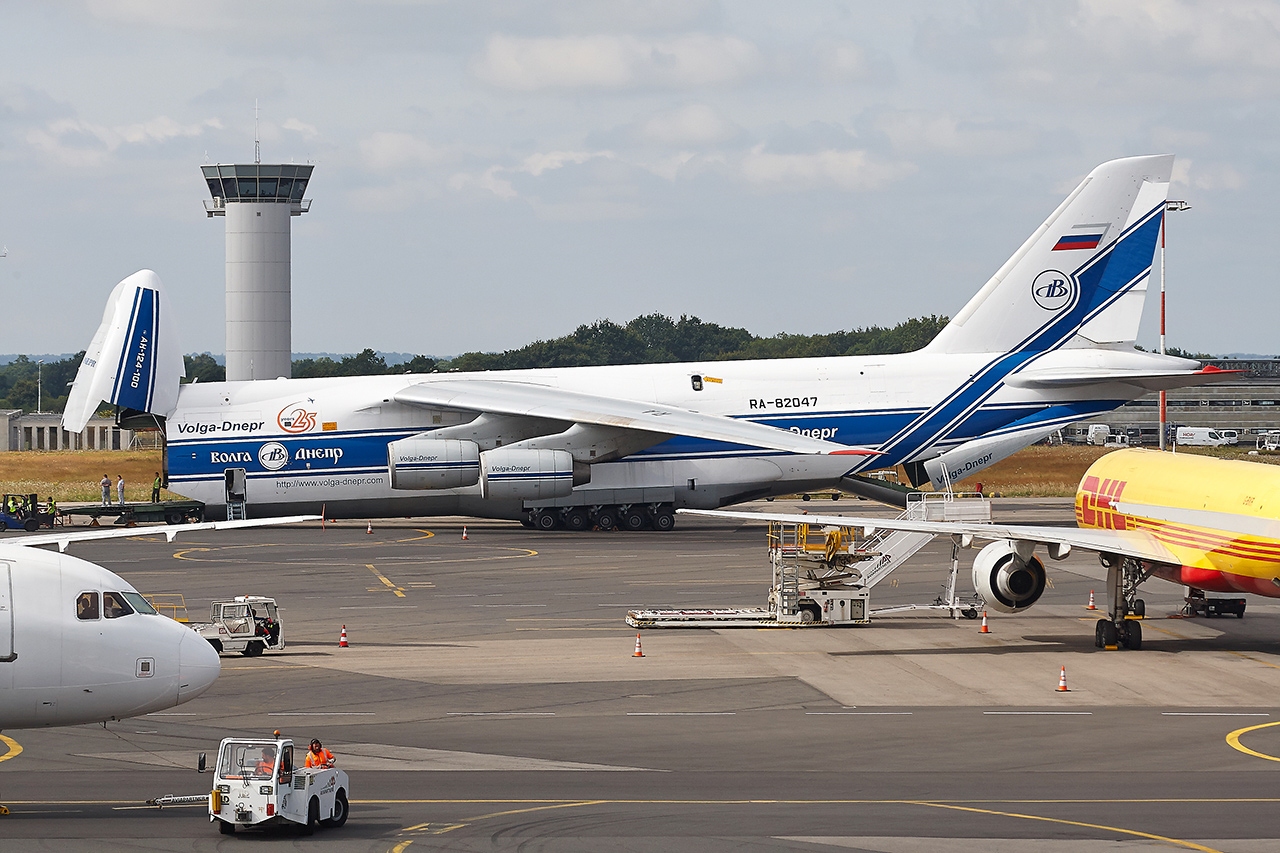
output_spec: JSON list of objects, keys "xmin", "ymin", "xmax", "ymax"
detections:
[
  {"xmin": 524, "ymin": 503, "xmax": 676, "ymax": 532},
  {"xmin": 1094, "ymin": 554, "xmax": 1148, "ymax": 650}
]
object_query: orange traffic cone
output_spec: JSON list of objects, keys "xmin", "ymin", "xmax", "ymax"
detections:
[
  {"xmin": 462, "ymin": 526, "xmax": 468, "ymax": 540},
  {"xmin": 1086, "ymin": 590, "xmax": 1097, "ymax": 610},
  {"xmin": 1056, "ymin": 665, "xmax": 1069, "ymax": 692},
  {"xmin": 339, "ymin": 625, "xmax": 349, "ymax": 648},
  {"xmin": 366, "ymin": 521, "xmax": 373, "ymax": 534},
  {"xmin": 979, "ymin": 611, "xmax": 990, "ymax": 633},
  {"xmin": 632, "ymin": 634, "xmax": 644, "ymax": 657}
]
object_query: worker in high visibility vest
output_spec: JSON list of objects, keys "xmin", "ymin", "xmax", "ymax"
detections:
[{"xmin": 304, "ymin": 738, "xmax": 335, "ymax": 769}]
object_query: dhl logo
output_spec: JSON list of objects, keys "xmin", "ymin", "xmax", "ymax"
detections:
[{"xmin": 1077, "ymin": 475, "xmax": 1129, "ymax": 530}]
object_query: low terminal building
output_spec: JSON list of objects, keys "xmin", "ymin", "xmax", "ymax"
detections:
[
  {"xmin": 1067, "ymin": 359, "xmax": 1280, "ymax": 445},
  {"xmin": 1, "ymin": 411, "xmax": 135, "ymax": 452}
]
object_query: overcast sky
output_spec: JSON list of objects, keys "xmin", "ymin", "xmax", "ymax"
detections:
[{"xmin": 1, "ymin": 1, "xmax": 1275, "ymax": 359}]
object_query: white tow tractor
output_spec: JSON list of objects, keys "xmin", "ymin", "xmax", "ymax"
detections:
[
  {"xmin": 191, "ymin": 595, "xmax": 284, "ymax": 656},
  {"xmin": 204, "ymin": 734, "xmax": 349, "ymax": 834}
]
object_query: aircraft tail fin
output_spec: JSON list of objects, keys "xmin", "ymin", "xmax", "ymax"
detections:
[
  {"xmin": 926, "ymin": 155, "xmax": 1173, "ymax": 355},
  {"xmin": 62, "ymin": 270, "xmax": 185, "ymax": 433}
]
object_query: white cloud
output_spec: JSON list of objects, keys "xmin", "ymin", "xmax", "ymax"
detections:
[
  {"xmin": 24, "ymin": 115, "xmax": 221, "ymax": 168},
  {"xmin": 282, "ymin": 118, "xmax": 318, "ymax": 138},
  {"xmin": 874, "ymin": 111, "xmax": 1037, "ymax": 156},
  {"xmin": 638, "ymin": 104, "xmax": 736, "ymax": 146},
  {"xmin": 358, "ymin": 131, "xmax": 444, "ymax": 173},
  {"xmin": 472, "ymin": 33, "xmax": 760, "ymax": 91},
  {"xmin": 1171, "ymin": 158, "xmax": 1244, "ymax": 191},
  {"xmin": 739, "ymin": 147, "xmax": 915, "ymax": 192}
]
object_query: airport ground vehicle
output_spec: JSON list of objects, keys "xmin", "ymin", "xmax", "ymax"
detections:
[
  {"xmin": 1175, "ymin": 427, "xmax": 1230, "ymax": 447},
  {"xmin": 1220, "ymin": 430, "xmax": 1239, "ymax": 446},
  {"xmin": 1184, "ymin": 588, "xmax": 1246, "ymax": 618},
  {"xmin": 1103, "ymin": 433, "xmax": 1130, "ymax": 448},
  {"xmin": 0, "ymin": 493, "xmax": 54, "ymax": 531},
  {"xmin": 191, "ymin": 595, "xmax": 284, "ymax": 656},
  {"xmin": 59, "ymin": 499, "xmax": 205, "ymax": 526},
  {"xmin": 629, "ymin": 494, "xmax": 988, "ymax": 628},
  {"xmin": 205, "ymin": 734, "xmax": 349, "ymax": 834},
  {"xmin": 1255, "ymin": 431, "xmax": 1280, "ymax": 451},
  {"xmin": 1086, "ymin": 425, "xmax": 1113, "ymax": 446}
]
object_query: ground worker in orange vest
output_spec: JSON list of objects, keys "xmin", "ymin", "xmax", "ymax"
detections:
[{"xmin": 304, "ymin": 738, "xmax": 335, "ymax": 769}]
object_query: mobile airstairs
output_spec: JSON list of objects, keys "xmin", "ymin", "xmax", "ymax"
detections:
[{"xmin": 626, "ymin": 491, "xmax": 990, "ymax": 629}]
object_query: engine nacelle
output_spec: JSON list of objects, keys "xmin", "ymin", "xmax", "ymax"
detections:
[
  {"xmin": 971, "ymin": 540, "xmax": 1047, "ymax": 614},
  {"xmin": 387, "ymin": 438, "xmax": 480, "ymax": 490},
  {"xmin": 480, "ymin": 448, "xmax": 587, "ymax": 500}
]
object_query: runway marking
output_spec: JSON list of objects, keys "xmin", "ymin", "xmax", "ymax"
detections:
[
  {"xmin": 0, "ymin": 734, "xmax": 22, "ymax": 764},
  {"xmin": 341, "ymin": 605, "xmax": 420, "ymax": 610},
  {"xmin": 1166, "ymin": 712, "xmax": 1268, "ymax": 716},
  {"xmin": 624, "ymin": 706, "xmax": 737, "ymax": 712},
  {"xmin": 447, "ymin": 712, "xmax": 556, "ymax": 716},
  {"xmin": 983, "ymin": 711, "xmax": 1093, "ymax": 716},
  {"xmin": 805, "ymin": 712, "xmax": 912, "ymax": 716},
  {"xmin": 367, "ymin": 564, "xmax": 407, "ymax": 598},
  {"xmin": 1226, "ymin": 720, "xmax": 1280, "ymax": 762},
  {"xmin": 381, "ymin": 798, "xmax": 1228, "ymax": 852},
  {"xmin": 145, "ymin": 712, "xmax": 199, "ymax": 716},
  {"xmin": 267, "ymin": 712, "xmax": 377, "ymax": 716},
  {"xmin": 470, "ymin": 603, "xmax": 547, "ymax": 607}
]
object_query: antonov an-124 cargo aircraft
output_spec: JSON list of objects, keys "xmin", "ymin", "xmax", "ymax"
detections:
[{"xmin": 64, "ymin": 155, "xmax": 1227, "ymax": 529}]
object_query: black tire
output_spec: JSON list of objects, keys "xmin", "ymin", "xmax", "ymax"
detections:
[
  {"xmin": 962, "ymin": 608, "xmax": 978, "ymax": 620},
  {"xmin": 1124, "ymin": 620, "xmax": 1142, "ymax": 650},
  {"xmin": 165, "ymin": 512, "xmax": 181, "ymax": 525},
  {"xmin": 1094, "ymin": 619, "xmax": 1107, "ymax": 648},
  {"xmin": 620, "ymin": 507, "xmax": 648, "ymax": 531},
  {"xmin": 651, "ymin": 510, "xmax": 675, "ymax": 532},
  {"xmin": 322, "ymin": 790, "xmax": 349, "ymax": 828},
  {"xmin": 594, "ymin": 508, "xmax": 618, "ymax": 531},
  {"xmin": 520, "ymin": 517, "xmax": 534, "ymax": 529},
  {"xmin": 533, "ymin": 510, "xmax": 560, "ymax": 531},
  {"xmin": 304, "ymin": 797, "xmax": 320, "ymax": 834},
  {"xmin": 219, "ymin": 819, "xmax": 235, "ymax": 835},
  {"xmin": 1100, "ymin": 620, "xmax": 1118, "ymax": 647},
  {"xmin": 23, "ymin": 518, "xmax": 38, "ymax": 532},
  {"xmin": 563, "ymin": 508, "xmax": 590, "ymax": 531},
  {"xmin": 241, "ymin": 641, "xmax": 264, "ymax": 657},
  {"xmin": 1132, "ymin": 598, "xmax": 1146, "ymax": 618},
  {"xmin": 831, "ymin": 493, "xmax": 841, "ymax": 501},
  {"xmin": 208, "ymin": 639, "xmax": 223, "ymax": 654},
  {"xmin": 802, "ymin": 494, "xmax": 811, "ymax": 501}
]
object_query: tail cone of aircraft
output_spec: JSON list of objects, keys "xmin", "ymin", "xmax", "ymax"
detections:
[
  {"xmin": 1056, "ymin": 666, "xmax": 1069, "ymax": 692},
  {"xmin": 632, "ymin": 634, "xmax": 644, "ymax": 658},
  {"xmin": 1087, "ymin": 590, "xmax": 1097, "ymax": 610},
  {"xmin": 339, "ymin": 625, "xmax": 349, "ymax": 648}
]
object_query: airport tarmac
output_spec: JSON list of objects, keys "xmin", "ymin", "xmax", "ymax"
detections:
[{"xmin": 3, "ymin": 497, "xmax": 1280, "ymax": 851}]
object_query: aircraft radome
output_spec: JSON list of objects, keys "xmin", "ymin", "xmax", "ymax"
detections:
[
  {"xmin": 64, "ymin": 155, "xmax": 1228, "ymax": 530},
  {"xmin": 688, "ymin": 449, "xmax": 1280, "ymax": 650}
]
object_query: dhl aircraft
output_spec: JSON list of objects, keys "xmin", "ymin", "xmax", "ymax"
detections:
[
  {"xmin": 63, "ymin": 155, "xmax": 1228, "ymax": 529},
  {"xmin": 687, "ymin": 449, "xmax": 1280, "ymax": 649},
  {"xmin": 0, "ymin": 516, "xmax": 315, "ymax": 732}
]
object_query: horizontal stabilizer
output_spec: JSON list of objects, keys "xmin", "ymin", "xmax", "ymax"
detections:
[
  {"xmin": 63, "ymin": 270, "xmax": 185, "ymax": 433},
  {"xmin": 1007, "ymin": 364, "xmax": 1239, "ymax": 392}
]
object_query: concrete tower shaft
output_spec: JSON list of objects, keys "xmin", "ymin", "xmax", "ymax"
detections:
[{"xmin": 201, "ymin": 163, "xmax": 313, "ymax": 381}]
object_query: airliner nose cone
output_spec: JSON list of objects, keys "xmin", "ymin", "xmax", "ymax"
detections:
[{"xmin": 178, "ymin": 629, "xmax": 221, "ymax": 702}]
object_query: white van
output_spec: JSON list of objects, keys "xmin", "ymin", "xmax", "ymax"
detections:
[
  {"xmin": 1220, "ymin": 430, "xmax": 1239, "ymax": 446},
  {"xmin": 1087, "ymin": 424, "xmax": 1112, "ymax": 446},
  {"xmin": 1175, "ymin": 427, "xmax": 1229, "ymax": 447}
]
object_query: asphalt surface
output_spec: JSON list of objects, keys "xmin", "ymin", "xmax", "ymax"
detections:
[{"xmin": 3, "ymin": 497, "xmax": 1280, "ymax": 852}]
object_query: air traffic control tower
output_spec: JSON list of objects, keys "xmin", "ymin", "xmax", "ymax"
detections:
[{"xmin": 201, "ymin": 163, "xmax": 313, "ymax": 381}]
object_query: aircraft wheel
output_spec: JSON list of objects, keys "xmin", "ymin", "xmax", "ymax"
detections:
[
  {"xmin": 520, "ymin": 516, "xmax": 534, "ymax": 529},
  {"xmin": 322, "ymin": 790, "xmax": 348, "ymax": 827},
  {"xmin": 802, "ymin": 494, "xmax": 811, "ymax": 501},
  {"xmin": 620, "ymin": 507, "xmax": 648, "ymax": 531},
  {"xmin": 651, "ymin": 510, "xmax": 675, "ymax": 532},
  {"xmin": 1123, "ymin": 620, "xmax": 1142, "ymax": 650},
  {"xmin": 831, "ymin": 492, "xmax": 841, "ymax": 500},
  {"xmin": 219, "ymin": 820, "xmax": 235, "ymax": 835},
  {"xmin": 533, "ymin": 510, "xmax": 560, "ymax": 531},
  {"xmin": 563, "ymin": 508, "xmax": 590, "ymax": 531},
  {"xmin": 1132, "ymin": 598, "xmax": 1146, "ymax": 618},
  {"xmin": 1094, "ymin": 619, "xmax": 1108, "ymax": 649},
  {"xmin": 594, "ymin": 508, "xmax": 618, "ymax": 531},
  {"xmin": 1100, "ymin": 620, "xmax": 1119, "ymax": 648}
]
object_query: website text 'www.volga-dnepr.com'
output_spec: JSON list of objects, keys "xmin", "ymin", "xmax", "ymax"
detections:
[{"xmin": 276, "ymin": 476, "xmax": 386, "ymax": 490}]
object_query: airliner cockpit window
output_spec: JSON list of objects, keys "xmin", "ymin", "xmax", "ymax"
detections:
[
  {"xmin": 76, "ymin": 591, "xmax": 100, "ymax": 620},
  {"xmin": 103, "ymin": 591, "xmax": 135, "ymax": 619},
  {"xmin": 120, "ymin": 591, "xmax": 157, "ymax": 615}
]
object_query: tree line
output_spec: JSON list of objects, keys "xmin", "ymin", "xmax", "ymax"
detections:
[{"xmin": 1, "ymin": 313, "xmax": 949, "ymax": 413}]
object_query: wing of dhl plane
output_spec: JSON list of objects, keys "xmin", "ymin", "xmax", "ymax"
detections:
[{"xmin": 683, "ymin": 448, "xmax": 1280, "ymax": 651}]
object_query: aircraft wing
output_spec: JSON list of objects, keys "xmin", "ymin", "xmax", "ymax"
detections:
[
  {"xmin": 394, "ymin": 379, "xmax": 878, "ymax": 456},
  {"xmin": 679, "ymin": 508, "xmax": 1180, "ymax": 565},
  {"xmin": 13, "ymin": 515, "xmax": 322, "ymax": 553},
  {"xmin": 1007, "ymin": 365, "xmax": 1239, "ymax": 392}
]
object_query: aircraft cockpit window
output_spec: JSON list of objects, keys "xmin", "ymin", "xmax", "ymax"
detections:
[
  {"xmin": 691, "ymin": 375, "xmax": 704, "ymax": 391},
  {"xmin": 76, "ymin": 591, "xmax": 100, "ymax": 620},
  {"xmin": 120, "ymin": 591, "xmax": 158, "ymax": 615},
  {"xmin": 103, "ymin": 591, "xmax": 135, "ymax": 619}
]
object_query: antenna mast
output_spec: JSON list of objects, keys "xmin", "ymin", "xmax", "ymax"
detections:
[{"xmin": 254, "ymin": 100, "xmax": 261, "ymax": 164}]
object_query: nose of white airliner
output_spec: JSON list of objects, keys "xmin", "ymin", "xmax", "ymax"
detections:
[{"xmin": 177, "ymin": 628, "xmax": 222, "ymax": 702}]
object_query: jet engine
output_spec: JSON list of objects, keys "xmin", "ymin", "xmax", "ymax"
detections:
[
  {"xmin": 388, "ymin": 437, "xmax": 480, "ymax": 490},
  {"xmin": 480, "ymin": 448, "xmax": 589, "ymax": 500},
  {"xmin": 971, "ymin": 540, "xmax": 1047, "ymax": 613}
]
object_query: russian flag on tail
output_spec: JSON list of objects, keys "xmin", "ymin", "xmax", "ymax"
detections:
[{"xmin": 1052, "ymin": 233, "xmax": 1104, "ymax": 251}]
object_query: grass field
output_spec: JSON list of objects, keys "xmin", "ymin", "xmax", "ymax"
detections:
[{"xmin": 2, "ymin": 444, "xmax": 1279, "ymax": 504}]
